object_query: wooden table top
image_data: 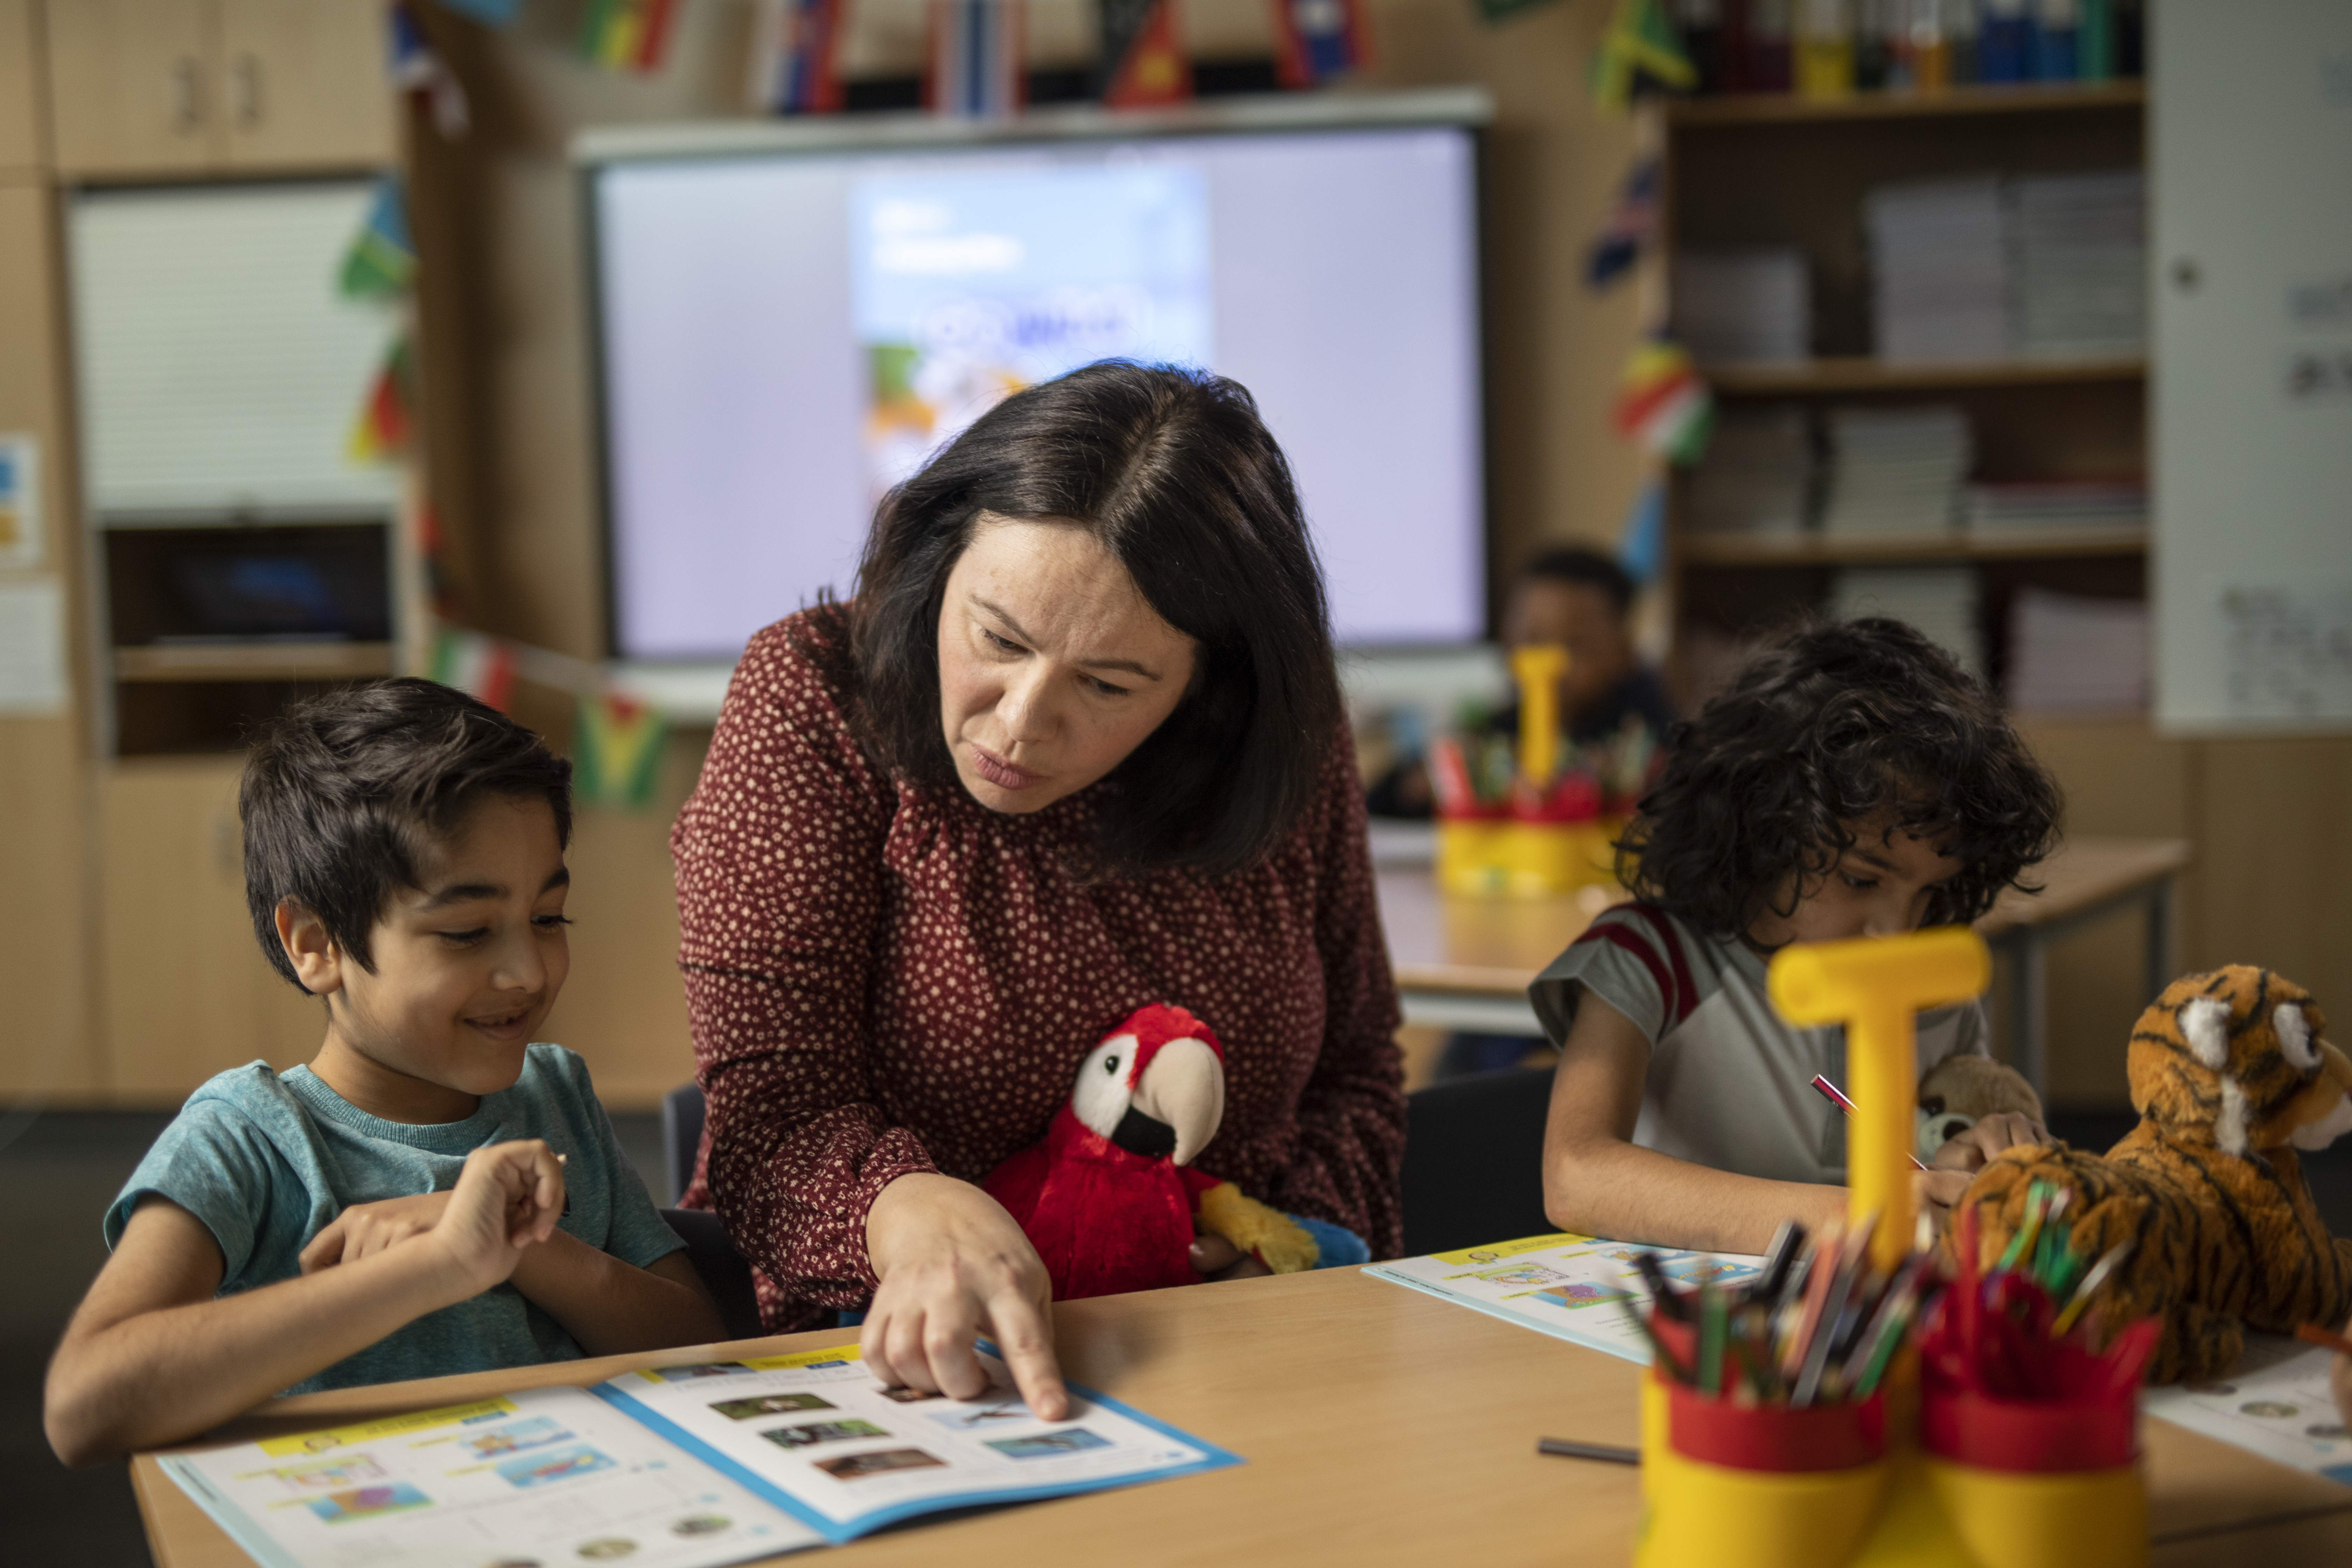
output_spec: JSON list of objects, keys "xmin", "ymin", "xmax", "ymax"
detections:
[
  {"xmin": 134, "ymin": 1266, "xmax": 2345, "ymax": 1567},
  {"xmin": 1381, "ymin": 835, "xmax": 2193, "ymax": 1001}
]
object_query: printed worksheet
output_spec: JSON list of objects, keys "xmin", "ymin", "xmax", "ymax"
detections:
[
  {"xmin": 597, "ymin": 1342, "xmax": 1240, "ymax": 1542},
  {"xmin": 159, "ymin": 1385, "xmax": 822, "ymax": 1568},
  {"xmin": 2143, "ymin": 1332, "xmax": 2352, "ymax": 1485},
  {"xmin": 1364, "ymin": 1233, "xmax": 1766, "ymax": 1363}
]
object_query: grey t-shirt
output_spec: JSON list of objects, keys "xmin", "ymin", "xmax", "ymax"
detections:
[
  {"xmin": 1530, "ymin": 904, "xmax": 1988, "ymax": 1185},
  {"xmin": 106, "ymin": 1043, "xmax": 683, "ymax": 1395}
]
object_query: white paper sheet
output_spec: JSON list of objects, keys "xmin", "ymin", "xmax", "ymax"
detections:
[
  {"xmin": 159, "ymin": 1384, "xmax": 821, "ymax": 1568},
  {"xmin": 598, "ymin": 1340, "xmax": 1240, "ymax": 1542},
  {"xmin": 0, "ymin": 578, "xmax": 68, "ymax": 716},
  {"xmin": 2143, "ymin": 1331, "xmax": 2352, "ymax": 1485},
  {"xmin": 1365, "ymin": 1232, "xmax": 1766, "ymax": 1363}
]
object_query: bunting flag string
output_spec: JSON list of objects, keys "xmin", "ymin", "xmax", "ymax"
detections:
[
  {"xmin": 1588, "ymin": 0, "xmax": 1695, "ymax": 113},
  {"xmin": 429, "ymin": 626, "xmax": 518, "ymax": 713},
  {"xmin": 347, "ymin": 335, "xmax": 418, "ymax": 466},
  {"xmin": 1270, "ymin": 0, "xmax": 1369, "ymax": 89},
  {"xmin": 1611, "ymin": 337, "xmax": 1713, "ymax": 465},
  {"xmin": 340, "ymin": 177, "xmax": 416, "ymax": 301},
  {"xmin": 1098, "ymin": 0, "xmax": 1191, "ymax": 108},
  {"xmin": 579, "ymin": 0, "xmax": 681, "ymax": 74},
  {"xmin": 927, "ymin": 0, "xmax": 1025, "ymax": 119},
  {"xmin": 574, "ymin": 692, "xmax": 671, "ymax": 810},
  {"xmin": 1584, "ymin": 154, "xmax": 1659, "ymax": 290},
  {"xmin": 749, "ymin": 0, "xmax": 848, "ymax": 113},
  {"xmin": 390, "ymin": 2, "xmax": 471, "ymax": 137}
]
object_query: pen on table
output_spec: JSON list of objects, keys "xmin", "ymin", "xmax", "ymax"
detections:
[
  {"xmin": 1810, "ymin": 1073, "xmax": 1930, "ymax": 1171},
  {"xmin": 2295, "ymin": 1322, "xmax": 2352, "ymax": 1357},
  {"xmin": 1536, "ymin": 1438, "xmax": 1640, "ymax": 1465}
]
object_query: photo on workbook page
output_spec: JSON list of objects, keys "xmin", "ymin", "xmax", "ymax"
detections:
[{"xmin": 848, "ymin": 161, "xmax": 1213, "ymax": 504}]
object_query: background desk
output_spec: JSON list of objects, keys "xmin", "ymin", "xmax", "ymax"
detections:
[
  {"xmin": 134, "ymin": 1267, "xmax": 2348, "ymax": 1566},
  {"xmin": 1378, "ymin": 834, "xmax": 2191, "ymax": 1101}
]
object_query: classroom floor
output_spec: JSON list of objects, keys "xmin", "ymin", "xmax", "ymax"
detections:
[{"xmin": 5, "ymin": 1108, "xmax": 2350, "ymax": 1563}]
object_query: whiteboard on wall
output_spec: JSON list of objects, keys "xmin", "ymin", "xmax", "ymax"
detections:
[
  {"xmin": 2153, "ymin": 0, "xmax": 2352, "ymax": 734},
  {"xmin": 69, "ymin": 182, "xmax": 402, "ymax": 517}
]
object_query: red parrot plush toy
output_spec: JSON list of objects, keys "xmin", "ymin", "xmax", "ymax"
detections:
[{"xmin": 982, "ymin": 1003, "xmax": 1320, "ymax": 1301}]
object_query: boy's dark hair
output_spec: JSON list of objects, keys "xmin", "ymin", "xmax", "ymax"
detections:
[
  {"xmin": 808, "ymin": 359, "xmax": 1342, "ymax": 881},
  {"xmin": 1620, "ymin": 618, "xmax": 2059, "ymax": 938},
  {"xmin": 241, "ymin": 678, "xmax": 574, "ymax": 990},
  {"xmin": 1520, "ymin": 546, "xmax": 1635, "ymax": 618}
]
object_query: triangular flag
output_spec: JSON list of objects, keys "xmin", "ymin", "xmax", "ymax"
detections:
[
  {"xmin": 1611, "ymin": 338, "xmax": 1713, "ymax": 465},
  {"xmin": 1585, "ymin": 154, "xmax": 1659, "ymax": 290},
  {"xmin": 749, "ymin": 0, "xmax": 847, "ymax": 113},
  {"xmin": 1588, "ymin": 0, "xmax": 1695, "ymax": 113},
  {"xmin": 346, "ymin": 335, "xmax": 417, "ymax": 466},
  {"xmin": 340, "ymin": 176, "xmax": 415, "ymax": 300},
  {"xmin": 580, "ymin": 0, "xmax": 680, "ymax": 73},
  {"xmin": 1270, "ymin": 0, "xmax": 1369, "ymax": 88},
  {"xmin": 390, "ymin": 2, "xmax": 470, "ymax": 138},
  {"xmin": 574, "ymin": 691, "xmax": 670, "ymax": 809},
  {"xmin": 1100, "ymin": 0, "xmax": 1191, "ymax": 108},
  {"xmin": 430, "ymin": 626, "xmax": 516, "ymax": 713}
]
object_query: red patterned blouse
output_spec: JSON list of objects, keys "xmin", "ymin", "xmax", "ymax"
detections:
[{"xmin": 673, "ymin": 610, "xmax": 1407, "ymax": 1330}]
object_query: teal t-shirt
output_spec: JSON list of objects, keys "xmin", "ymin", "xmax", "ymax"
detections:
[{"xmin": 105, "ymin": 1043, "xmax": 684, "ymax": 1395}]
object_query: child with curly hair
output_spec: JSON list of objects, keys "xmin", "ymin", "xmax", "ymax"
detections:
[{"xmin": 1536, "ymin": 618, "xmax": 2062, "ymax": 1253}]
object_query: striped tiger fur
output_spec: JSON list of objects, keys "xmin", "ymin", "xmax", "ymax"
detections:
[{"xmin": 1956, "ymin": 966, "xmax": 2352, "ymax": 1384}]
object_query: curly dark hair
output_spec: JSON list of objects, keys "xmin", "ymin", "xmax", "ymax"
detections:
[
  {"xmin": 1619, "ymin": 618, "xmax": 2060, "ymax": 939},
  {"xmin": 802, "ymin": 359, "xmax": 1341, "ymax": 880}
]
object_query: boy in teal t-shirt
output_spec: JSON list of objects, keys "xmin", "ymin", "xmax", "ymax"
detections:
[{"xmin": 46, "ymin": 680, "xmax": 726, "ymax": 1466}]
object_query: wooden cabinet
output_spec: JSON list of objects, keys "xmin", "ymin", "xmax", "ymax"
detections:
[
  {"xmin": 0, "ymin": 0, "xmax": 45, "ymax": 173},
  {"xmin": 42, "ymin": 0, "xmax": 215, "ymax": 177},
  {"xmin": 99, "ymin": 758, "xmax": 321, "ymax": 1100},
  {"xmin": 216, "ymin": 0, "xmax": 393, "ymax": 172},
  {"xmin": 43, "ymin": 0, "xmax": 391, "ymax": 179}
]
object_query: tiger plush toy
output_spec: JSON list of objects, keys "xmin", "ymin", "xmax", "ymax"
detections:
[{"xmin": 1957, "ymin": 966, "xmax": 2352, "ymax": 1384}]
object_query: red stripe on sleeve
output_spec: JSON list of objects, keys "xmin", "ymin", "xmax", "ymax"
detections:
[{"xmin": 1572, "ymin": 920, "xmax": 1674, "ymax": 1028}]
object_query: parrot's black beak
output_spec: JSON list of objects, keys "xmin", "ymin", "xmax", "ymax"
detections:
[{"xmin": 1109, "ymin": 1105, "xmax": 1178, "ymax": 1161}]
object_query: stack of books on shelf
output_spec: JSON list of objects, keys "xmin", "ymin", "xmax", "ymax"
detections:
[
  {"xmin": 1830, "ymin": 566, "xmax": 1983, "ymax": 680},
  {"xmin": 1685, "ymin": 405, "xmax": 1815, "ymax": 534},
  {"xmin": 1866, "ymin": 175, "xmax": 2011, "ymax": 362},
  {"xmin": 1672, "ymin": 246, "xmax": 1812, "ymax": 364},
  {"xmin": 1819, "ymin": 404, "xmax": 1974, "ymax": 534},
  {"xmin": 2011, "ymin": 169, "xmax": 2147, "ymax": 360},
  {"xmin": 2006, "ymin": 586, "xmax": 2149, "ymax": 712},
  {"xmin": 1963, "ymin": 477, "xmax": 2147, "ymax": 536}
]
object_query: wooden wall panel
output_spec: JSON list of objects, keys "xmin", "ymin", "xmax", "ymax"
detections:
[
  {"xmin": 0, "ymin": 0, "xmax": 45, "ymax": 173},
  {"xmin": 2189, "ymin": 736, "xmax": 2352, "ymax": 1019}
]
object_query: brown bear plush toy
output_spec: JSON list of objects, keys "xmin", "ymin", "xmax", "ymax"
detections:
[{"xmin": 1958, "ymin": 966, "xmax": 2352, "ymax": 1384}]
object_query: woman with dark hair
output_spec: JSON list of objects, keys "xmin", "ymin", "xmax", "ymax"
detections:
[{"xmin": 672, "ymin": 362, "xmax": 1405, "ymax": 1419}]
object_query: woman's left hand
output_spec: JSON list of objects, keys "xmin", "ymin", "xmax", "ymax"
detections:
[{"xmin": 1932, "ymin": 1112, "xmax": 2051, "ymax": 1176}]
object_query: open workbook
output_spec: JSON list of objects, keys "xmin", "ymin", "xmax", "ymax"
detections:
[{"xmin": 159, "ymin": 1343, "xmax": 1239, "ymax": 1568}]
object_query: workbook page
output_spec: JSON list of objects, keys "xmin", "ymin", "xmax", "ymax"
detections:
[
  {"xmin": 2143, "ymin": 1332, "xmax": 2352, "ymax": 1484},
  {"xmin": 159, "ymin": 1385, "xmax": 820, "ymax": 1568},
  {"xmin": 597, "ymin": 1342, "xmax": 1240, "ymax": 1541},
  {"xmin": 1366, "ymin": 1233, "xmax": 1766, "ymax": 1362}
]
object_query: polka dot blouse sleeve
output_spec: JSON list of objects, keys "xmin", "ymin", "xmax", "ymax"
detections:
[
  {"xmin": 1263, "ymin": 734, "xmax": 1408, "ymax": 1256},
  {"xmin": 671, "ymin": 619, "xmax": 938, "ymax": 1318}
]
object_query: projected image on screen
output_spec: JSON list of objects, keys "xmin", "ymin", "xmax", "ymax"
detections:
[
  {"xmin": 593, "ymin": 120, "xmax": 1482, "ymax": 659},
  {"xmin": 853, "ymin": 166, "xmax": 1213, "ymax": 501}
]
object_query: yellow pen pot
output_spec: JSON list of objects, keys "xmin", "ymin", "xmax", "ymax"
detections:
[
  {"xmin": 1919, "ymin": 1380, "xmax": 2148, "ymax": 1568},
  {"xmin": 1636, "ymin": 1370, "xmax": 1890, "ymax": 1568},
  {"xmin": 1436, "ymin": 816, "xmax": 1509, "ymax": 896}
]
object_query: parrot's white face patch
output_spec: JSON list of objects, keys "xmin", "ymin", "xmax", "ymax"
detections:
[{"xmin": 1072, "ymin": 1032, "xmax": 1138, "ymax": 1141}]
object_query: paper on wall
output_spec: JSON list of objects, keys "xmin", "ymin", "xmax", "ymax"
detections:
[
  {"xmin": 0, "ymin": 433, "xmax": 40, "ymax": 569},
  {"xmin": 159, "ymin": 1384, "xmax": 822, "ymax": 1568},
  {"xmin": 0, "ymin": 577, "xmax": 67, "ymax": 715}
]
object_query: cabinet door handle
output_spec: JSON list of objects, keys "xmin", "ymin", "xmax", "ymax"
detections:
[
  {"xmin": 172, "ymin": 57, "xmax": 202, "ymax": 131},
  {"xmin": 231, "ymin": 54, "xmax": 262, "ymax": 128}
]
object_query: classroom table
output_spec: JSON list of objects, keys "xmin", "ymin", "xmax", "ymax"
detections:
[
  {"xmin": 1379, "ymin": 834, "xmax": 2193, "ymax": 1099},
  {"xmin": 131, "ymin": 1266, "xmax": 2350, "ymax": 1566}
]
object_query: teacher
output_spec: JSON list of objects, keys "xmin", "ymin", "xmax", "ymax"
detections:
[{"xmin": 673, "ymin": 362, "xmax": 1406, "ymax": 1419}]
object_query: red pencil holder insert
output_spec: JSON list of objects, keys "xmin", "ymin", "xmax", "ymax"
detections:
[
  {"xmin": 1660, "ymin": 1371, "xmax": 1887, "ymax": 1473},
  {"xmin": 1921, "ymin": 1378, "xmax": 2136, "ymax": 1472}
]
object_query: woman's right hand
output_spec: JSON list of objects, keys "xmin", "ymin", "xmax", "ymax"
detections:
[{"xmin": 862, "ymin": 1173, "xmax": 1070, "ymax": 1421}]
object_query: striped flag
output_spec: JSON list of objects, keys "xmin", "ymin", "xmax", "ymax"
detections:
[
  {"xmin": 1584, "ymin": 154, "xmax": 1659, "ymax": 290},
  {"xmin": 1611, "ymin": 338, "xmax": 1713, "ymax": 465},
  {"xmin": 1099, "ymin": 0, "xmax": 1190, "ymax": 108},
  {"xmin": 574, "ymin": 692, "xmax": 670, "ymax": 810},
  {"xmin": 578, "ymin": 0, "xmax": 680, "ymax": 74},
  {"xmin": 430, "ymin": 627, "xmax": 517, "ymax": 713},
  {"xmin": 388, "ymin": 2, "xmax": 469, "ymax": 138},
  {"xmin": 928, "ymin": 1, "xmax": 1025, "ymax": 118},
  {"xmin": 1588, "ymin": 0, "xmax": 1695, "ymax": 112},
  {"xmin": 1270, "ymin": 0, "xmax": 1369, "ymax": 88},
  {"xmin": 339, "ymin": 176, "xmax": 415, "ymax": 301},
  {"xmin": 749, "ymin": 0, "xmax": 847, "ymax": 114}
]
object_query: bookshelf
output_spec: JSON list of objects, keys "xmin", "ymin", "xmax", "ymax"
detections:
[{"xmin": 1661, "ymin": 80, "xmax": 2148, "ymax": 706}]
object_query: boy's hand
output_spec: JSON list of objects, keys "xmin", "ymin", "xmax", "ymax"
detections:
[
  {"xmin": 425, "ymin": 1141, "xmax": 567, "ymax": 1298},
  {"xmin": 299, "ymin": 1191, "xmax": 454, "ymax": 1274},
  {"xmin": 1912, "ymin": 1112, "xmax": 2051, "ymax": 1231}
]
